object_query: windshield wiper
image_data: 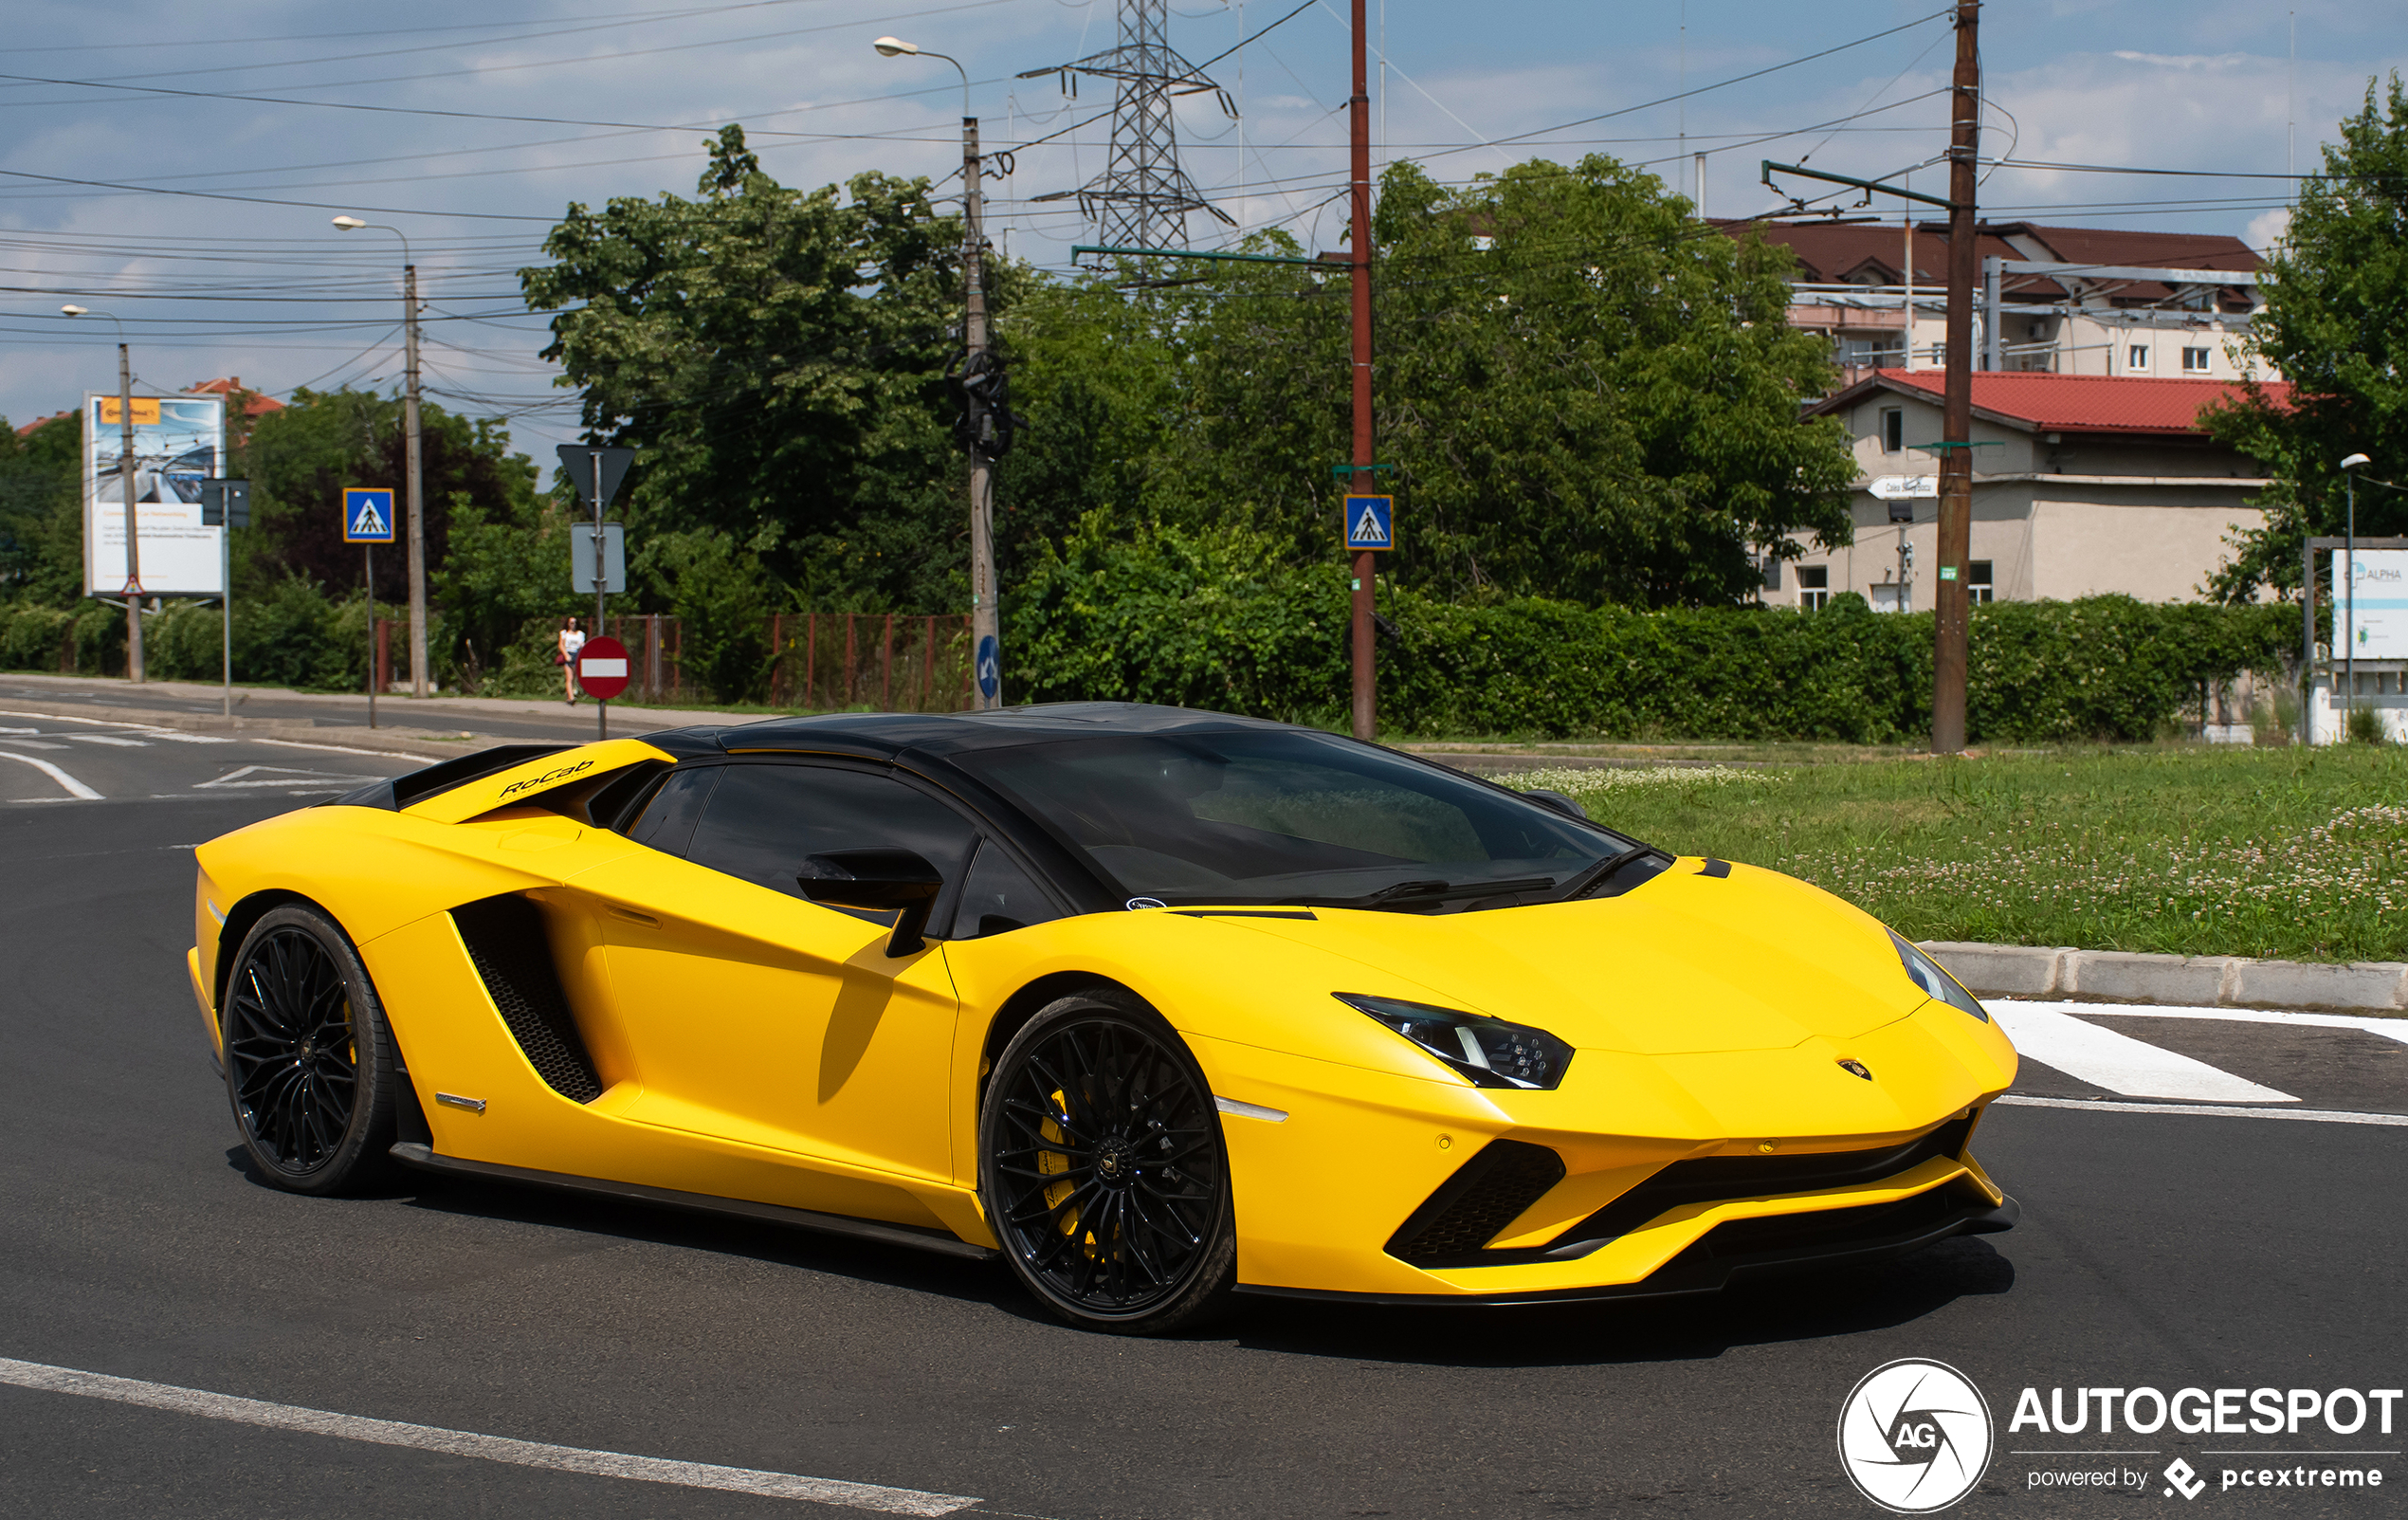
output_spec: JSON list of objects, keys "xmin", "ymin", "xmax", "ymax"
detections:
[
  {"xmin": 1549, "ymin": 845, "xmax": 1655, "ymax": 903},
  {"xmin": 1294, "ymin": 875, "xmax": 1560, "ymax": 911}
]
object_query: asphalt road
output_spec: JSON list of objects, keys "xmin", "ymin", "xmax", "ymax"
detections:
[
  {"xmin": 2, "ymin": 726, "xmax": 2402, "ymax": 1518},
  {"xmin": 0, "ymin": 673, "xmax": 707, "ymax": 744}
]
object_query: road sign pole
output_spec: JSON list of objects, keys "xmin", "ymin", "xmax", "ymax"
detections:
[
  {"xmin": 222, "ymin": 515, "xmax": 231, "ymax": 720},
  {"xmin": 365, "ymin": 544, "xmax": 376, "ymax": 730},
  {"xmin": 591, "ymin": 449, "xmax": 608, "ymax": 739}
]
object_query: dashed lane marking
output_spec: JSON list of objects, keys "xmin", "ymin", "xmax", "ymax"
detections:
[
  {"xmin": 0, "ymin": 749, "xmax": 99, "ymax": 800},
  {"xmin": 0, "ymin": 1356, "xmax": 983, "ymax": 1515},
  {"xmin": 63, "ymin": 733, "xmax": 147, "ymax": 747},
  {"xmin": 0, "ymin": 738, "xmax": 70, "ymax": 749},
  {"xmin": 1990, "ymin": 1003, "xmax": 2299, "ymax": 1104},
  {"xmin": 1996, "ymin": 1094, "xmax": 2408, "ymax": 1127}
]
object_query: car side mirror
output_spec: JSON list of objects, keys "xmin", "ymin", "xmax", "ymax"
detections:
[
  {"xmin": 797, "ymin": 849, "xmax": 945, "ymax": 957},
  {"xmin": 1524, "ymin": 788, "xmax": 1588, "ymax": 821}
]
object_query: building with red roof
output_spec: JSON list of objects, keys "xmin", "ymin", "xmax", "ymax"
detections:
[
  {"xmin": 1774, "ymin": 370, "xmax": 2283, "ymax": 608},
  {"xmin": 1718, "ymin": 219, "xmax": 2268, "ymax": 390}
]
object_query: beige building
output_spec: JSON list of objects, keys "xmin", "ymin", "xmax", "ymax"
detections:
[{"xmin": 1771, "ymin": 370, "xmax": 2284, "ymax": 609}]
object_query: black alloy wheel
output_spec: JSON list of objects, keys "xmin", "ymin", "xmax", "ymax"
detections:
[
  {"xmin": 222, "ymin": 903, "xmax": 400, "ymax": 1196},
  {"xmin": 979, "ymin": 992, "xmax": 1236, "ymax": 1334}
]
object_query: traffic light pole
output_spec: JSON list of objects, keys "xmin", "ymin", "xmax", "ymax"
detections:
[
  {"xmin": 1930, "ymin": 0, "xmax": 1981, "ymax": 755},
  {"xmin": 1347, "ymin": 0, "xmax": 1375, "ymax": 742},
  {"xmin": 964, "ymin": 115, "xmax": 999, "ymax": 711}
]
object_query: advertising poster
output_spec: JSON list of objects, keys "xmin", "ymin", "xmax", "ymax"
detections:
[{"xmin": 82, "ymin": 391, "xmax": 226, "ymax": 596}]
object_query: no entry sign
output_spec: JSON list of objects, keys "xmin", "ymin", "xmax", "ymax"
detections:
[{"xmin": 575, "ymin": 635, "xmax": 630, "ymax": 702}]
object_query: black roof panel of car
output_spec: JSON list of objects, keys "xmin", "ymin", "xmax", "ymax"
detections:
[{"xmin": 679, "ymin": 703, "xmax": 1293, "ymax": 760}]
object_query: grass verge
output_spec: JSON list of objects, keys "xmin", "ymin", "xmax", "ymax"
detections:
[{"xmin": 1496, "ymin": 744, "xmax": 2408, "ymax": 964}]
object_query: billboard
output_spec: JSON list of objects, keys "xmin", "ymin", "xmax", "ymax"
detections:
[
  {"xmin": 82, "ymin": 392, "xmax": 226, "ymax": 596},
  {"xmin": 2332, "ymin": 548, "xmax": 2408, "ymax": 660}
]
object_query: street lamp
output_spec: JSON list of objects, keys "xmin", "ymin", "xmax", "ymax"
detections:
[
  {"xmin": 334, "ymin": 213, "xmax": 429, "ymax": 700},
  {"xmin": 2341, "ymin": 452, "xmax": 2371, "ymax": 736},
  {"xmin": 876, "ymin": 35, "xmax": 999, "ymax": 709},
  {"xmin": 63, "ymin": 303, "xmax": 146, "ymax": 683}
]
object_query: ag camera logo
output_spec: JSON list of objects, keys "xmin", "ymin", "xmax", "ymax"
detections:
[{"xmin": 1838, "ymin": 1359, "xmax": 1995, "ymax": 1513}]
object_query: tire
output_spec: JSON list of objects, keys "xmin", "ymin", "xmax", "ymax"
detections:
[
  {"xmin": 978, "ymin": 989, "xmax": 1237, "ymax": 1335},
  {"xmin": 220, "ymin": 903, "xmax": 402, "ymax": 1197}
]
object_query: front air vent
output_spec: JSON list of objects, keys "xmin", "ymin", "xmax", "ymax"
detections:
[
  {"xmin": 1385, "ymin": 1140, "xmax": 1567, "ymax": 1268},
  {"xmin": 450, "ymin": 895, "xmax": 604, "ymax": 1103}
]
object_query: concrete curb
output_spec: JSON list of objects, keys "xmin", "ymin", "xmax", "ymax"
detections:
[{"xmin": 1921, "ymin": 941, "xmax": 2408, "ymax": 1016}]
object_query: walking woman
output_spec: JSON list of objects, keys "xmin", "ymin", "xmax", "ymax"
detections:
[{"xmin": 558, "ymin": 615, "xmax": 586, "ymax": 705}]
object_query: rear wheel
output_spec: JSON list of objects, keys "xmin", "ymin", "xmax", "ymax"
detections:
[
  {"xmin": 221, "ymin": 904, "xmax": 400, "ymax": 1196},
  {"xmin": 979, "ymin": 991, "xmax": 1236, "ymax": 1334}
]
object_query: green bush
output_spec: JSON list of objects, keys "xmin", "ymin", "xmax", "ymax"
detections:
[
  {"xmin": 1009, "ymin": 518, "xmax": 2294, "ymax": 742},
  {"xmin": 0, "ymin": 605, "xmax": 75, "ymax": 672}
]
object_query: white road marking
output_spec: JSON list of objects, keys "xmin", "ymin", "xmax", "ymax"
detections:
[
  {"xmin": 64, "ymin": 733, "xmax": 147, "ymax": 747},
  {"xmin": 1997, "ymin": 1094, "xmax": 2408, "ymax": 1127},
  {"xmin": 0, "ymin": 1356, "xmax": 982, "ymax": 1515},
  {"xmin": 198, "ymin": 765, "xmax": 384, "ymax": 789},
  {"xmin": 1992, "ymin": 1004, "xmax": 2298, "ymax": 1103},
  {"xmin": 0, "ymin": 738, "xmax": 70, "ymax": 750},
  {"xmin": 1992, "ymin": 998, "xmax": 2408, "ymax": 1049},
  {"xmin": 135, "ymin": 729, "xmax": 233, "ymax": 744},
  {"xmin": 0, "ymin": 749, "xmax": 100, "ymax": 800}
]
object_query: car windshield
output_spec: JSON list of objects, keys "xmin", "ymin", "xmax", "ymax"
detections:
[{"xmin": 957, "ymin": 728, "xmax": 1634, "ymax": 907}]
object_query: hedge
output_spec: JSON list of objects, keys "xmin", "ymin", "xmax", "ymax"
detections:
[{"xmin": 1009, "ymin": 520, "xmax": 2293, "ymax": 742}]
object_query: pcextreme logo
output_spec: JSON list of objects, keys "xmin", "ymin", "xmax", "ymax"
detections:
[{"xmin": 1838, "ymin": 1359, "xmax": 1995, "ymax": 1513}]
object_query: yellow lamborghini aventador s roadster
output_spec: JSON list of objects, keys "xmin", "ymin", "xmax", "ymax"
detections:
[{"xmin": 186, "ymin": 704, "xmax": 2017, "ymax": 1334}]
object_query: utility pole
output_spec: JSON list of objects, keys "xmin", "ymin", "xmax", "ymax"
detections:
[
  {"xmin": 403, "ymin": 262, "xmax": 427, "ymax": 699},
  {"xmin": 1348, "ymin": 0, "xmax": 1375, "ymax": 742},
  {"xmin": 965, "ymin": 114, "xmax": 1000, "ymax": 711},
  {"xmin": 117, "ymin": 341, "xmax": 143, "ymax": 683},
  {"xmin": 1930, "ymin": 0, "xmax": 1981, "ymax": 755}
]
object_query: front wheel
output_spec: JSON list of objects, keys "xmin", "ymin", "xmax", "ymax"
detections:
[
  {"xmin": 979, "ymin": 991, "xmax": 1236, "ymax": 1334},
  {"xmin": 221, "ymin": 903, "xmax": 401, "ymax": 1196}
]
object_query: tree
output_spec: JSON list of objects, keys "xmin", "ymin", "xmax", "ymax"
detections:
[
  {"xmin": 523, "ymin": 125, "xmax": 1009, "ymax": 613},
  {"xmin": 997, "ymin": 156, "xmax": 1857, "ymax": 608},
  {"xmin": 0, "ymin": 412, "xmax": 83, "ymax": 605},
  {"xmin": 2205, "ymin": 75, "xmax": 2408, "ymax": 602}
]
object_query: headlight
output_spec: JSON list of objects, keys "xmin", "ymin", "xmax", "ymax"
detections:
[
  {"xmin": 1334, "ymin": 993, "xmax": 1576, "ymax": 1090},
  {"xmin": 1890, "ymin": 932, "xmax": 1989, "ymax": 1022}
]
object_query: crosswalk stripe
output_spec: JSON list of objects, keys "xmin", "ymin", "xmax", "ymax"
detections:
[
  {"xmin": 1991, "ymin": 1004, "xmax": 2299, "ymax": 1104},
  {"xmin": 1998, "ymin": 1000, "xmax": 2408, "ymax": 1049},
  {"xmin": 64, "ymin": 733, "xmax": 147, "ymax": 747}
]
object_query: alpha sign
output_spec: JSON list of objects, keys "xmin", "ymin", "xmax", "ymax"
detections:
[{"xmin": 2332, "ymin": 549, "xmax": 2408, "ymax": 659}]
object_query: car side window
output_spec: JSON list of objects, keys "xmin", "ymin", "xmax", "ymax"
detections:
[
  {"xmin": 625, "ymin": 764, "xmax": 722, "ymax": 857},
  {"xmin": 950, "ymin": 837, "xmax": 1067, "ymax": 940},
  {"xmin": 683, "ymin": 763, "xmax": 980, "ymax": 912}
]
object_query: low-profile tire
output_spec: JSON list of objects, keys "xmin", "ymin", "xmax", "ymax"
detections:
[
  {"xmin": 220, "ymin": 903, "xmax": 401, "ymax": 1197},
  {"xmin": 979, "ymin": 989, "xmax": 1236, "ymax": 1335}
]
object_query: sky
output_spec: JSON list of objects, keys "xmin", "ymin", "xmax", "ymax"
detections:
[{"xmin": 3, "ymin": 0, "xmax": 2402, "ymax": 457}]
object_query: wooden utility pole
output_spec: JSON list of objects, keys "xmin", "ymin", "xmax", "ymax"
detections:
[
  {"xmin": 1931, "ymin": 0, "xmax": 1981, "ymax": 753},
  {"xmin": 1347, "ymin": 0, "xmax": 1376, "ymax": 741}
]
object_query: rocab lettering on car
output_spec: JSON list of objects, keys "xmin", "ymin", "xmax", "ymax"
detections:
[{"xmin": 497, "ymin": 760, "xmax": 594, "ymax": 799}]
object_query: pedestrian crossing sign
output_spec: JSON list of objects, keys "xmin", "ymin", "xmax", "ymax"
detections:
[
  {"xmin": 1344, "ymin": 494, "xmax": 1393, "ymax": 551},
  {"xmin": 342, "ymin": 487, "xmax": 396, "ymax": 543}
]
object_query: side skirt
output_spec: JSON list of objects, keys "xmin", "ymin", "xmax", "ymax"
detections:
[{"xmin": 388, "ymin": 1143, "xmax": 997, "ymax": 1263}]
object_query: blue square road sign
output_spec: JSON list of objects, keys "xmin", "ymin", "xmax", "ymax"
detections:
[
  {"xmin": 343, "ymin": 487, "xmax": 396, "ymax": 543},
  {"xmin": 1344, "ymin": 494, "xmax": 1393, "ymax": 551}
]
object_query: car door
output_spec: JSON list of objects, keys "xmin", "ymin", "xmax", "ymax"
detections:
[{"xmin": 575, "ymin": 760, "xmax": 978, "ymax": 1188}]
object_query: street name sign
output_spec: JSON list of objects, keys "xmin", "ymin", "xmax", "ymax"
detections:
[{"xmin": 1870, "ymin": 475, "xmax": 1939, "ymax": 500}]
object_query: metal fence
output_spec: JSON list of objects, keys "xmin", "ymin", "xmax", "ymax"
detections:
[{"xmin": 767, "ymin": 612, "xmax": 976, "ymax": 712}]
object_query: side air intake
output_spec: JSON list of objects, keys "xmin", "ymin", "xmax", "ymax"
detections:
[
  {"xmin": 1385, "ymin": 1140, "xmax": 1567, "ymax": 1268},
  {"xmin": 450, "ymin": 895, "xmax": 604, "ymax": 1103}
]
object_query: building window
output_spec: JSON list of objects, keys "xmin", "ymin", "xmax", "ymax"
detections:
[
  {"xmin": 1967, "ymin": 559, "xmax": 1994, "ymax": 605},
  {"xmin": 2181, "ymin": 346, "xmax": 2212, "ymax": 373},
  {"xmin": 1880, "ymin": 408, "xmax": 1904, "ymax": 453},
  {"xmin": 2127, "ymin": 344, "xmax": 2150, "ymax": 371},
  {"xmin": 1798, "ymin": 565, "xmax": 1830, "ymax": 611}
]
